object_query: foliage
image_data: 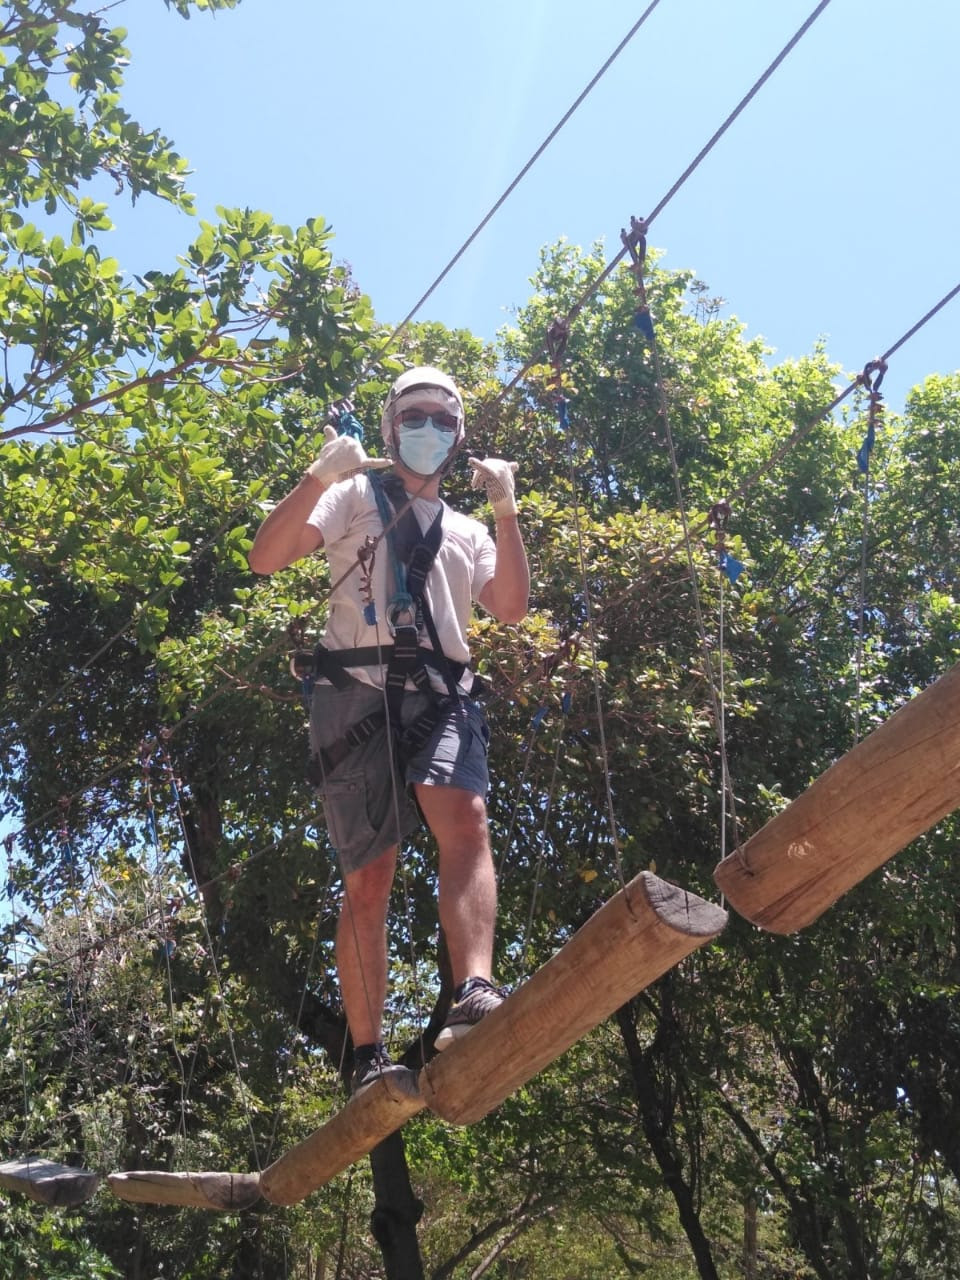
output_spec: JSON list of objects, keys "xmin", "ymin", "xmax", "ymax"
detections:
[{"xmin": 2, "ymin": 1, "xmax": 960, "ymax": 1277}]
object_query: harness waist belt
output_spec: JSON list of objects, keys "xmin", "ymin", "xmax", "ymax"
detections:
[{"xmin": 319, "ymin": 645, "xmax": 466, "ymax": 683}]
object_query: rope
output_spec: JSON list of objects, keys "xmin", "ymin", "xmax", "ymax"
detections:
[
  {"xmin": 141, "ymin": 738, "xmax": 191, "ymax": 1162},
  {"xmin": 853, "ymin": 360, "xmax": 886, "ymax": 744},
  {"xmin": 544, "ymin": 319, "xmax": 629, "ymax": 893},
  {"xmin": 58, "ymin": 801, "xmax": 111, "ymax": 1169},
  {"xmin": 357, "ymin": 3, "xmax": 664, "ymax": 372},
  {"xmin": 3, "ymin": 835, "xmax": 32, "ymax": 1151},
  {"xmin": 158, "ymin": 737, "xmax": 264, "ymax": 1173},
  {"xmin": 494, "ymin": 0, "xmax": 836, "ymax": 407},
  {"xmin": 262, "ymin": 847, "xmax": 338, "ymax": 1166},
  {"xmin": 520, "ymin": 723, "xmax": 565, "ymax": 969},
  {"xmin": 624, "ymin": 226, "xmax": 743, "ymax": 860}
]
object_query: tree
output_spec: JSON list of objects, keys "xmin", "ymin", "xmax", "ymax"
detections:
[{"xmin": 3, "ymin": 2, "xmax": 960, "ymax": 1275}]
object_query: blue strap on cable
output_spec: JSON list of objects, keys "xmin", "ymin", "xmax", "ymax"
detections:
[
  {"xmin": 721, "ymin": 552, "xmax": 745, "ymax": 584},
  {"xmin": 634, "ymin": 308, "xmax": 655, "ymax": 341},
  {"xmin": 857, "ymin": 422, "xmax": 875, "ymax": 473}
]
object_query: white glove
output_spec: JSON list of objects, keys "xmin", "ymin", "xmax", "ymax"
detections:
[
  {"xmin": 469, "ymin": 456, "xmax": 519, "ymax": 518},
  {"xmin": 306, "ymin": 425, "xmax": 390, "ymax": 488}
]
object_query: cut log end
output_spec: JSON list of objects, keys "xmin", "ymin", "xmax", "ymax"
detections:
[
  {"xmin": 635, "ymin": 871, "xmax": 729, "ymax": 936},
  {"xmin": 422, "ymin": 871, "xmax": 727, "ymax": 1126},
  {"xmin": 0, "ymin": 1158, "xmax": 101, "ymax": 1208}
]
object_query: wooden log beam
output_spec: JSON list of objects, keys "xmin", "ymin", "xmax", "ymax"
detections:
[
  {"xmin": 420, "ymin": 871, "xmax": 728, "ymax": 1126},
  {"xmin": 0, "ymin": 1157, "xmax": 100, "ymax": 1207},
  {"xmin": 106, "ymin": 1170, "xmax": 261, "ymax": 1211},
  {"xmin": 714, "ymin": 660, "xmax": 960, "ymax": 934},
  {"xmin": 259, "ymin": 1067, "xmax": 423, "ymax": 1206}
]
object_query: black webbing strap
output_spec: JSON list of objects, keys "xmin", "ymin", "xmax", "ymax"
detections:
[
  {"xmin": 305, "ymin": 474, "xmax": 465, "ymax": 788},
  {"xmin": 374, "ymin": 474, "xmax": 457, "ymax": 729},
  {"xmin": 307, "ymin": 645, "xmax": 466, "ymax": 685},
  {"xmin": 306, "ymin": 709, "xmax": 386, "ymax": 786}
]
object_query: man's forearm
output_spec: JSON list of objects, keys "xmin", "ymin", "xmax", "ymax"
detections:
[{"xmin": 487, "ymin": 515, "xmax": 530, "ymax": 623}]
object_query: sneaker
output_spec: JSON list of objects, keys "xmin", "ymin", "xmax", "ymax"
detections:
[
  {"xmin": 350, "ymin": 1044, "xmax": 401, "ymax": 1094},
  {"xmin": 435, "ymin": 977, "xmax": 507, "ymax": 1051}
]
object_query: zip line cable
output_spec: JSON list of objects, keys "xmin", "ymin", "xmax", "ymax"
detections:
[
  {"xmin": 369, "ymin": 1, "xmax": 664, "ymax": 355},
  {"xmin": 0, "ymin": 0, "xmax": 667, "ymax": 751},
  {"xmin": 495, "ymin": 0, "xmax": 835, "ymax": 404},
  {"xmin": 2, "ymin": 0, "xmax": 836, "ymax": 822}
]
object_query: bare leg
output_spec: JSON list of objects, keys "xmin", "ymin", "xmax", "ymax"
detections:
[
  {"xmin": 336, "ymin": 845, "xmax": 397, "ymax": 1046},
  {"xmin": 414, "ymin": 784, "xmax": 496, "ymax": 986}
]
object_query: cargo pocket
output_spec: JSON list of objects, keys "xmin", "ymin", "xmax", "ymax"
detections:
[{"xmin": 320, "ymin": 771, "xmax": 378, "ymax": 855}]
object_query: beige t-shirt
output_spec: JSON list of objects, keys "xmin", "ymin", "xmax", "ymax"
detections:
[{"xmin": 306, "ymin": 474, "xmax": 497, "ymax": 689}]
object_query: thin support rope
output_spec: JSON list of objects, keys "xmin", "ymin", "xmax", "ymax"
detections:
[
  {"xmin": 3, "ymin": 836, "xmax": 32, "ymax": 1151},
  {"xmin": 496, "ymin": 716, "xmax": 542, "ymax": 882},
  {"xmin": 360, "ymin": 2, "xmax": 664, "ymax": 371},
  {"xmin": 159, "ymin": 741, "xmax": 263, "ymax": 1174},
  {"xmin": 628, "ymin": 257, "xmax": 743, "ymax": 855},
  {"xmin": 141, "ymin": 742, "xmax": 191, "ymax": 1162},
  {"xmin": 853, "ymin": 361, "xmax": 886, "ymax": 744},
  {"xmin": 854, "ymin": 453, "xmax": 871, "ymax": 745},
  {"xmin": 565, "ymin": 436, "xmax": 629, "ymax": 891},
  {"xmin": 521, "ymin": 723, "xmax": 565, "ymax": 971},
  {"xmin": 263, "ymin": 845, "xmax": 338, "ymax": 1167},
  {"xmin": 59, "ymin": 806, "xmax": 110, "ymax": 1168}
]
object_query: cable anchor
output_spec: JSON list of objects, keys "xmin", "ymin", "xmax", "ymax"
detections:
[
  {"xmin": 856, "ymin": 358, "xmax": 887, "ymax": 473},
  {"xmin": 620, "ymin": 214, "xmax": 648, "ymax": 274},
  {"xmin": 327, "ymin": 398, "xmax": 365, "ymax": 441},
  {"xmin": 621, "ymin": 215, "xmax": 654, "ymax": 340},
  {"xmin": 708, "ymin": 499, "xmax": 744, "ymax": 584}
]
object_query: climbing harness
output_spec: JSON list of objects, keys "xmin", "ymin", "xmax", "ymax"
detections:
[{"xmin": 302, "ymin": 472, "xmax": 473, "ymax": 787}]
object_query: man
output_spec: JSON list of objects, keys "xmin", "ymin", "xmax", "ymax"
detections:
[{"xmin": 249, "ymin": 367, "xmax": 529, "ymax": 1091}]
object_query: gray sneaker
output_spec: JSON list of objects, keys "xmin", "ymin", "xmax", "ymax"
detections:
[
  {"xmin": 435, "ymin": 977, "xmax": 507, "ymax": 1051},
  {"xmin": 351, "ymin": 1045, "xmax": 406, "ymax": 1094}
]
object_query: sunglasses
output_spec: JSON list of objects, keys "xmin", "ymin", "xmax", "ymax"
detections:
[{"xmin": 396, "ymin": 409, "xmax": 460, "ymax": 432}]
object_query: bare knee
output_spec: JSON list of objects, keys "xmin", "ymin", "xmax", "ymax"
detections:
[
  {"xmin": 416, "ymin": 785, "xmax": 490, "ymax": 853},
  {"xmin": 340, "ymin": 846, "xmax": 397, "ymax": 923}
]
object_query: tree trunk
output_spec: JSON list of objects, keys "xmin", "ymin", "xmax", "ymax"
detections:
[
  {"xmin": 616, "ymin": 1002, "xmax": 721, "ymax": 1280},
  {"xmin": 743, "ymin": 1191, "xmax": 757, "ymax": 1280},
  {"xmin": 369, "ymin": 1131, "xmax": 425, "ymax": 1280}
]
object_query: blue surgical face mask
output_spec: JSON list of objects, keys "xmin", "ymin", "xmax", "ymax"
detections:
[{"xmin": 396, "ymin": 419, "xmax": 455, "ymax": 476}]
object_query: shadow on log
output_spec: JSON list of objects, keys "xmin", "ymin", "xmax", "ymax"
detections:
[
  {"xmin": 714, "ymin": 660, "xmax": 960, "ymax": 933},
  {"xmin": 260, "ymin": 1067, "xmax": 424, "ymax": 1206}
]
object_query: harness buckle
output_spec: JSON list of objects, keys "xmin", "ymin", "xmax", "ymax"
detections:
[{"xmin": 387, "ymin": 594, "xmax": 417, "ymax": 635}]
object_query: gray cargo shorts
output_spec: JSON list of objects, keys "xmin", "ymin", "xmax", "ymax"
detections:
[{"xmin": 309, "ymin": 681, "xmax": 490, "ymax": 874}]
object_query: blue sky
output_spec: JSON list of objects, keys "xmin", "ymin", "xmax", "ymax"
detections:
[{"xmin": 101, "ymin": 0, "xmax": 960, "ymax": 415}]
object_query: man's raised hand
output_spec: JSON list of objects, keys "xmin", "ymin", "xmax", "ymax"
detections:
[
  {"xmin": 307, "ymin": 425, "xmax": 391, "ymax": 488},
  {"xmin": 468, "ymin": 456, "xmax": 519, "ymax": 519}
]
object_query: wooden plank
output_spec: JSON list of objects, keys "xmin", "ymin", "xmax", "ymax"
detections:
[
  {"xmin": 259, "ymin": 1067, "xmax": 423, "ymax": 1206},
  {"xmin": 419, "ymin": 871, "xmax": 728, "ymax": 1126},
  {"xmin": 0, "ymin": 1157, "xmax": 100, "ymax": 1208},
  {"xmin": 714, "ymin": 660, "xmax": 960, "ymax": 934},
  {"xmin": 106, "ymin": 1170, "xmax": 261, "ymax": 1210}
]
